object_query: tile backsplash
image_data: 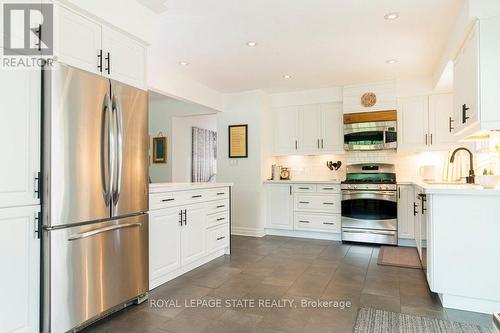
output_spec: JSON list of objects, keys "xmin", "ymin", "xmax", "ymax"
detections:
[{"xmin": 273, "ymin": 150, "xmax": 453, "ymax": 183}]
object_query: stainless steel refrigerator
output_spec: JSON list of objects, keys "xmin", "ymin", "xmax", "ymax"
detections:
[{"xmin": 42, "ymin": 63, "xmax": 149, "ymax": 333}]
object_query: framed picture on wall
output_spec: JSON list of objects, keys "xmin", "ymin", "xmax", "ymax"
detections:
[
  {"xmin": 152, "ymin": 136, "xmax": 167, "ymax": 163},
  {"xmin": 228, "ymin": 124, "xmax": 248, "ymax": 158}
]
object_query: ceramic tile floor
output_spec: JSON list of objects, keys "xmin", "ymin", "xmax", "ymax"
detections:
[{"xmin": 82, "ymin": 235, "xmax": 493, "ymax": 333}]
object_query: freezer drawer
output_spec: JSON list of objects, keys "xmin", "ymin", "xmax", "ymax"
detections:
[{"xmin": 44, "ymin": 214, "xmax": 148, "ymax": 333}]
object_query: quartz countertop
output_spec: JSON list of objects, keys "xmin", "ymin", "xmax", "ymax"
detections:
[
  {"xmin": 149, "ymin": 182, "xmax": 233, "ymax": 193},
  {"xmin": 397, "ymin": 180, "xmax": 500, "ymax": 195},
  {"xmin": 263, "ymin": 179, "xmax": 342, "ymax": 184}
]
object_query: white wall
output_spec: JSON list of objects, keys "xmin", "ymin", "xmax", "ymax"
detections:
[
  {"xmin": 217, "ymin": 91, "xmax": 272, "ymax": 237},
  {"xmin": 172, "ymin": 114, "xmax": 217, "ymax": 182}
]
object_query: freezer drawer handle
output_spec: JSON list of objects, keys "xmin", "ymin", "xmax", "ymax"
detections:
[{"xmin": 68, "ymin": 223, "xmax": 141, "ymax": 241}]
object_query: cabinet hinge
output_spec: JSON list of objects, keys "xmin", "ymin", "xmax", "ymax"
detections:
[{"xmin": 34, "ymin": 171, "xmax": 42, "ymax": 199}]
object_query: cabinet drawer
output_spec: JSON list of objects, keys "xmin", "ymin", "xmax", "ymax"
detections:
[
  {"xmin": 206, "ymin": 187, "xmax": 230, "ymax": 201},
  {"xmin": 206, "ymin": 199, "xmax": 229, "ymax": 215},
  {"xmin": 150, "ymin": 192, "xmax": 186, "ymax": 210},
  {"xmin": 207, "ymin": 223, "xmax": 229, "ymax": 252},
  {"xmin": 294, "ymin": 195, "xmax": 340, "ymax": 213},
  {"xmin": 293, "ymin": 184, "xmax": 317, "ymax": 193},
  {"xmin": 294, "ymin": 213, "xmax": 341, "ymax": 233},
  {"xmin": 317, "ymin": 185, "xmax": 340, "ymax": 194},
  {"xmin": 207, "ymin": 211, "xmax": 229, "ymax": 228}
]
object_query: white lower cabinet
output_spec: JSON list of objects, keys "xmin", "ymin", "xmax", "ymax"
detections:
[
  {"xmin": 397, "ymin": 185, "xmax": 415, "ymax": 240},
  {"xmin": 266, "ymin": 184, "xmax": 293, "ymax": 230},
  {"xmin": 266, "ymin": 183, "xmax": 341, "ymax": 238},
  {"xmin": 0, "ymin": 205, "xmax": 40, "ymax": 333},
  {"xmin": 148, "ymin": 186, "xmax": 231, "ymax": 290},
  {"xmin": 181, "ymin": 205, "xmax": 207, "ymax": 265}
]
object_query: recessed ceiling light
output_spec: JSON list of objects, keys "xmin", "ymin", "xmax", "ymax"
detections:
[
  {"xmin": 384, "ymin": 12, "xmax": 400, "ymax": 20},
  {"xmin": 179, "ymin": 61, "xmax": 189, "ymax": 66},
  {"xmin": 386, "ymin": 59, "xmax": 398, "ymax": 64},
  {"xmin": 283, "ymin": 74, "xmax": 292, "ymax": 79},
  {"xmin": 246, "ymin": 41, "xmax": 258, "ymax": 47}
]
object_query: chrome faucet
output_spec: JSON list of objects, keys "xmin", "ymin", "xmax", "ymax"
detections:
[{"xmin": 450, "ymin": 147, "xmax": 475, "ymax": 184}]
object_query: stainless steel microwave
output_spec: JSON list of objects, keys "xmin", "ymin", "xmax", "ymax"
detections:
[{"xmin": 343, "ymin": 120, "xmax": 397, "ymax": 151}]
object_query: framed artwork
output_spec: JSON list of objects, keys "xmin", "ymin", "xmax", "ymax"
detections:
[
  {"xmin": 152, "ymin": 136, "xmax": 167, "ymax": 163},
  {"xmin": 228, "ymin": 124, "xmax": 248, "ymax": 158}
]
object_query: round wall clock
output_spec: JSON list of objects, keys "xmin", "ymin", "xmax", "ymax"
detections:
[{"xmin": 361, "ymin": 92, "xmax": 377, "ymax": 107}]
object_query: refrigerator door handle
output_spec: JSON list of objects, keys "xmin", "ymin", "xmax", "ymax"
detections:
[
  {"xmin": 100, "ymin": 94, "xmax": 113, "ymax": 206},
  {"xmin": 67, "ymin": 222, "xmax": 141, "ymax": 241},
  {"xmin": 112, "ymin": 95, "xmax": 123, "ymax": 205}
]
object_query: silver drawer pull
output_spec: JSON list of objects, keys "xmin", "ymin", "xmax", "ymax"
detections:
[
  {"xmin": 216, "ymin": 192, "xmax": 225, "ymax": 195},
  {"xmin": 192, "ymin": 195, "xmax": 202, "ymax": 198},
  {"xmin": 299, "ymin": 201, "xmax": 310, "ymax": 204},
  {"xmin": 216, "ymin": 217, "xmax": 225, "ymax": 221},
  {"xmin": 323, "ymin": 222, "xmax": 335, "ymax": 225},
  {"xmin": 323, "ymin": 202, "xmax": 334, "ymax": 205},
  {"xmin": 216, "ymin": 236, "xmax": 226, "ymax": 241},
  {"xmin": 68, "ymin": 223, "xmax": 141, "ymax": 241},
  {"xmin": 162, "ymin": 198, "xmax": 175, "ymax": 202},
  {"xmin": 216, "ymin": 205, "xmax": 225, "ymax": 208},
  {"xmin": 322, "ymin": 187, "xmax": 334, "ymax": 190},
  {"xmin": 299, "ymin": 220, "xmax": 310, "ymax": 223},
  {"xmin": 298, "ymin": 187, "xmax": 310, "ymax": 190}
]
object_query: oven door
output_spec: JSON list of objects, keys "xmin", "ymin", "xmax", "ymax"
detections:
[{"xmin": 341, "ymin": 190, "xmax": 397, "ymax": 231}]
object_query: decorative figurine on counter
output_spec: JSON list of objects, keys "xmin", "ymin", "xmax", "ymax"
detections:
[{"xmin": 326, "ymin": 161, "xmax": 342, "ymax": 171}]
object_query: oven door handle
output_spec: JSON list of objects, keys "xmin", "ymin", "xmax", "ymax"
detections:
[
  {"xmin": 342, "ymin": 228, "xmax": 395, "ymax": 236},
  {"xmin": 342, "ymin": 191, "xmax": 397, "ymax": 202}
]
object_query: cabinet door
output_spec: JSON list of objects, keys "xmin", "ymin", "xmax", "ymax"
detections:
[
  {"xmin": 102, "ymin": 26, "xmax": 146, "ymax": 90},
  {"xmin": 398, "ymin": 96, "xmax": 429, "ymax": 152},
  {"xmin": 274, "ymin": 107, "xmax": 298, "ymax": 154},
  {"xmin": 397, "ymin": 185, "xmax": 415, "ymax": 240},
  {"xmin": 320, "ymin": 103, "xmax": 343, "ymax": 153},
  {"xmin": 266, "ymin": 185, "xmax": 293, "ymax": 230},
  {"xmin": 0, "ymin": 64, "xmax": 40, "ymax": 208},
  {"xmin": 297, "ymin": 104, "xmax": 322, "ymax": 153},
  {"xmin": 428, "ymin": 94, "xmax": 457, "ymax": 149},
  {"xmin": 55, "ymin": 5, "xmax": 102, "ymax": 74},
  {"xmin": 181, "ymin": 206, "xmax": 207, "ymax": 265},
  {"xmin": 149, "ymin": 208, "xmax": 181, "ymax": 289},
  {"xmin": 453, "ymin": 22, "xmax": 479, "ymax": 134},
  {"xmin": 414, "ymin": 190, "xmax": 422, "ymax": 258},
  {"xmin": 0, "ymin": 206, "xmax": 40, "ymax": 333}
]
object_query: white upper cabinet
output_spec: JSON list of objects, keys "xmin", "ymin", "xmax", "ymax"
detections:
[
  {"xmin": 274, "ymin": 107, "xmax": 298, "ymax": 154},
  {"xmin": 343, "ymin": 81, "xmax": 397, "ymax": 113},
  {"xmin": 54, "ymin": 4, "xmax": 147, "ymax": 90},
  {"xmin": 273, "ymin": 102, "xmax": 344, "ymax": 155},
  {"xmin": 398, "ymin": 94, "xmax": 458, "ymax": 153},
  {"xmin": 0, "ymin": 65, "xmax": 40, "ymax": 209},
  {"xmin": 428, "ymin": 94, "xmax": 457, "ymax": 149},
  {"xmin": 266, "ymin": 184, "xmax": 293, "ymax": 230},
  {"xmin": 101, "ymin": 26, "xmax": 146, "ymax": 89},
  {"xmin": 320, "ymin": 103, "xmax": 343, "ymax": 153},
  {"xmin": 453, "ymin": 17, "xmax": 500, "ymax": 138},
  {"xmin": 297, "ymin": 105, "xmax": 322, "ymax": 153},
  {"xmin": 398, "ymin": 96, "xmax": 429, "ymax": 152},
  {"xmin": 54, "ymin": 6, "xmax": 102, "ymax": 74},
  {"xmin": 0, "ymin": 206, "xmax": 40, "ymax": 333}
]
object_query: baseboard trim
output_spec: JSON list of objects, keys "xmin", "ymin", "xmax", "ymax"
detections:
[
  {"xmin": 231, "ymin": 226, "xmax": 265, "ymax": 237},
  {"xmin": 265, "ymin": 228, "xmax": 341, "ymax": 241}
]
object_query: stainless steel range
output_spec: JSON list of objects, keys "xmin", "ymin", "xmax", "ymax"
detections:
[{"xmin": 341, "ymin": 163, "xmax": 397, "ymax": 245}]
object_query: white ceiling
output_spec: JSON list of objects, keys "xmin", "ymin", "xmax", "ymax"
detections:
[{"xmin": 149, "ymin": 0, "xmax": 463, "ymax": 93}]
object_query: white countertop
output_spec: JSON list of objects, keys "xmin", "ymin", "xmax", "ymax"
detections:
[
  {"xmin": 398, "ymin": 180, "xmax": 500, "ymax": 195},
  {"xmin": 149, "ymin": 182, "xmax": 233, "ymax": 193},
  {"xmin": 263, "ymin": 179, "xmax": 342, "ymax": 184}
]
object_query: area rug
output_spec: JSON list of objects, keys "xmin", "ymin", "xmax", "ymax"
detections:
[
  {"xmin": 354, "ymin": 307, "xmax": 492, "ymax": 333},
  {"xmin": 377, "ymin": 246, "xmax": 422, "ymax": 269}
]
